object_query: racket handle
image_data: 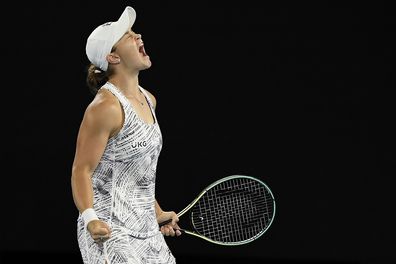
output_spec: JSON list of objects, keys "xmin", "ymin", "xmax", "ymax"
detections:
[
  {"xmin": 158, "ymin": 219, "xmax": 185, "ymax": 234},
  {"xmin": 158, "ymin": 219, "xmax": 172, "ymax": 227}
]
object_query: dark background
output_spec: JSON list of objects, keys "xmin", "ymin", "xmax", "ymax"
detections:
[{"xmin": 2, "ymin": 1, "xmax": 395, "ymax": 264}]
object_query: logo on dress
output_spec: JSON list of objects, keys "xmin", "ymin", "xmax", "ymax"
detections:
[{"xmin": 131, "ymin": 141, "xmax": 147, "ymax": 149}]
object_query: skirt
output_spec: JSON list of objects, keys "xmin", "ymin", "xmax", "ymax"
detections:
[{"xmin": 77, "ymin": 220, "xmax": 176, "ymax": 264}]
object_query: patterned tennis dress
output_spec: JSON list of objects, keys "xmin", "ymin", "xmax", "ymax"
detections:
[{"xmin": 77, "ymin": 82, "xmax": 176, "ymax": 264}]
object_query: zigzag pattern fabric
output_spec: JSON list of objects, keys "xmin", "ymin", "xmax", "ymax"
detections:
[{"xmin": 77, "ymin": 82, "xmax": 176, "ymax": 264}]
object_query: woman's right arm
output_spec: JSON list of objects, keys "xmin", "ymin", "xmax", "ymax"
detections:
[{"xmin": 71, "ymin": 92, "xmax": 121, "ymax": 238}]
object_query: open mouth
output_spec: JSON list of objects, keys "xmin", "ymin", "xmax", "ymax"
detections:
[{"xmin": 139, "ymin": 44, "xmax": 148, "ymax": 57}]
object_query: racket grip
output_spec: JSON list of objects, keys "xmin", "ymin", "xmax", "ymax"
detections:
[
  {"xmin": 158, "ymin": 218, "xmax": 172, "ymax": 227},
  {"xmin": 158, "ymin": 218, "xmax": 185, "ymax": 234}
]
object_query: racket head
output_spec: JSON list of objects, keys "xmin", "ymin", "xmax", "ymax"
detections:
[{"xmin": 188, "ymin": 175, "xmax": 276, "ymax": 246}]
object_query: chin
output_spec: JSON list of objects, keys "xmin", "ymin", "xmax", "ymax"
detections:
[{"xmin": 142, "ymin": 61, "xmax": 152, "ymax": 69}]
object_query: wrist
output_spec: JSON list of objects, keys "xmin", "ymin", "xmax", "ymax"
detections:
[
  {"xmin": 81, "ymin": 208, "xmax": 99, "ymax": 229},
  {"xmin": 154, "ymin": 201, "xmax": 163, "ymax": 217},
  {"xmin": 156, "ymin": 210, "xmax": 163, "ymax": 217}
]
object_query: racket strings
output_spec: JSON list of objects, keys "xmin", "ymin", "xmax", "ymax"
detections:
[
  {"xmin": 191, "ymin": 177, "xmax": 274, "ymax": 243},
  {"xmin": 195, "ymin": 181, "xmax": 265, "ymax": 242}
]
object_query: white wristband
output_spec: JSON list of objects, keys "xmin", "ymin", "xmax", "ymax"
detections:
[{"xmin": 82, "ymin": 208, "xmax": 99, "ymax": 229}]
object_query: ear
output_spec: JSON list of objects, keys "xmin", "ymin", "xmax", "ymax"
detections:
[{"xmin": 106, "ymin": 53, "xmax": 121, "ymax": 65}]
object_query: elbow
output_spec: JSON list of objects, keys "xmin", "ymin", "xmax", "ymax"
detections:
[
  {"xmin": 71, "ymin": 165, "xmax": 91, "ymax": 186},
  {"xmin": 71, "ymin": 166, "xmax": 79, "ymax": 190},
  {"xmin": 71, "ymin": 165, "xmax": 80, "ymax": 183}
]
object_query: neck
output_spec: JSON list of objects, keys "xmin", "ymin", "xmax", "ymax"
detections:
[{"xmin": 108, "ymin": 72, "xmax": 141, "ymax": 97}]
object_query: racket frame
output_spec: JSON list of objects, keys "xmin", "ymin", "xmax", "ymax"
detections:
[{"xmin": 175, "ymin": 174, "xmax": 276, "ymax": 246}]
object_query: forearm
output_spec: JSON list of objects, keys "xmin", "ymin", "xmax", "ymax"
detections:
[
  {"xmin": 155, "ymin": 199, "xmax": 163, "ymax": 217},
  {"xmin": 71, "ymin": 167, "xmax": 95, "ymax": 214}
]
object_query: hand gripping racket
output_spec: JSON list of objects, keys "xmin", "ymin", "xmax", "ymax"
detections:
[{"xmin": 159, "ymin": 175, "xmax": 276, "ymax": 246}]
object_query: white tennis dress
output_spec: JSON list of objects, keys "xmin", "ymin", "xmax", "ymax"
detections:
[{"xmin": 77, "ymin": 82, "xmax": 176, "ymax": 264}]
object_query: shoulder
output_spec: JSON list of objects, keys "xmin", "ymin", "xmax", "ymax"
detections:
[
  {"xmin": 141, "ymin": 87, "xmax": 157, "ymax": 109},
  {"xmin": 83, "ymin": 88, "xmax": 122, "ymax": 129}
]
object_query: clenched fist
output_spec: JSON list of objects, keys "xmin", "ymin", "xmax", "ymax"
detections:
[{"xmin": 87, "ymin": 219, "xmax": 112, "ymax": 243}]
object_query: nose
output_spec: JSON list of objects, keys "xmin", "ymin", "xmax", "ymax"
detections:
[{"xmin": 135, "ymin": 33, "xmax": 142, "ymax": 40}]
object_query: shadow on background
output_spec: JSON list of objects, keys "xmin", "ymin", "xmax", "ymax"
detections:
[{"xmin": 0, "ymin": 251, "xmax": 362, "ymax": 264}]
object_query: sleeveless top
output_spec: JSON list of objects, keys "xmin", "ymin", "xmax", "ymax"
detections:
[{"xmin": 90, "ymin": 81, "xmax": 163, "ymax": 238}]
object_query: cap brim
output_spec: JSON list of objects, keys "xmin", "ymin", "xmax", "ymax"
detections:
[{"xmin": 112, "ymin": 6, "xmax": 136, "ymax": 46}]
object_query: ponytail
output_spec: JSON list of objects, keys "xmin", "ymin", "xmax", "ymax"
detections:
[{"xmin": 86, "ymin": 64, "xmax": 111, "ymax": 95}]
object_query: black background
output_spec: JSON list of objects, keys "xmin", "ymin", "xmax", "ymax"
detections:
[{"xmin": 1, "ymin": 1, "xmax": 395, "ymax": 264}]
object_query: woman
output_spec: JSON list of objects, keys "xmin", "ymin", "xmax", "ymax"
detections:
[{"xmin": 71, "ymin": 6, "xmax": 181, "ymax": 264}]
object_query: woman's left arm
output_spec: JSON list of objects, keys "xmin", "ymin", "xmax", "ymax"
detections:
[{"xmin": 155, "ymin": 200, "xmax": 182, "ymax": 237}]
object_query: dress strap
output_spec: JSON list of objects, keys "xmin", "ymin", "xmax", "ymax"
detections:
[{"xmin": 101, "ymin": 82, "xmax": 131, "ymax": 112}]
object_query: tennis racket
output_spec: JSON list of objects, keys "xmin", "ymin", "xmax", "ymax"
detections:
[{"xmin": 159, "ymin": 175, "xmax": 276, "ymax": 246}]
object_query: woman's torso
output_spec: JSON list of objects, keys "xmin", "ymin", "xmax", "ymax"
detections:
[{"xmin": 87, "ymin": 81, "xmax": 163, "ymax": 238}]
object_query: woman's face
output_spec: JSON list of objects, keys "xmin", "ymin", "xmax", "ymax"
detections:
[{"xmin": 112, "ymin": 29, "xmax": 152, "ymax": 71}]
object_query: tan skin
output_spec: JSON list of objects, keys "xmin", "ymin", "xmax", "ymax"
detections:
[{"xmin": 71, "ymin": 29, "xmax": 181, "ymax": 244}]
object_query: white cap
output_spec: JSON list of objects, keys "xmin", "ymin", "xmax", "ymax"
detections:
[{"xmin": 86, "ymin": 6, "xmax": 136, "ymax": 71}]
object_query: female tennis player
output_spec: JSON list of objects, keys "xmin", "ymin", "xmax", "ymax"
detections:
[{"xmin": 71, "ymin": 6, "xmax": 181, "ymax": 264}]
